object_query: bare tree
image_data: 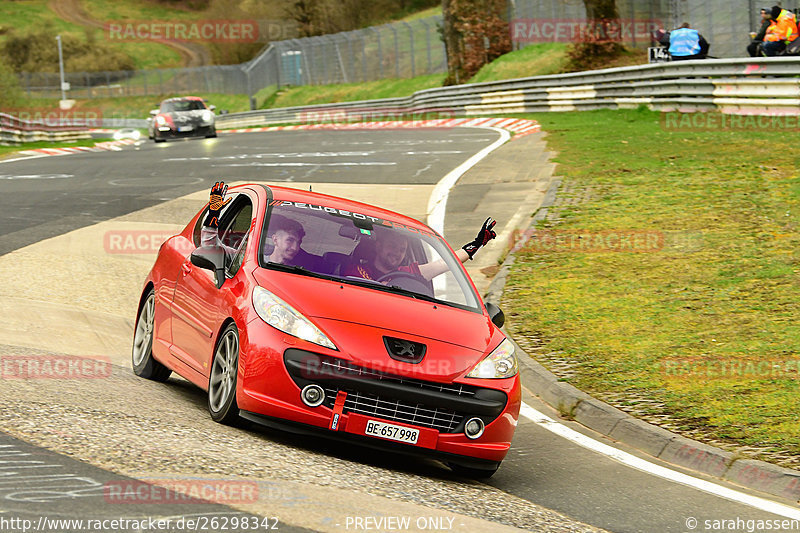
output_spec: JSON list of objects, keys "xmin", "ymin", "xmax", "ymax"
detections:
[
  {"xmin": 583, "ymin": 0, "xmax": 619, "ymax": 21},
  {"xmin": 442, "ymin": 0, "xmax": 510, "ymax": 85}
]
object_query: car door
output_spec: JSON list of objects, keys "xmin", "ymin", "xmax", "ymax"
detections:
[{"xmin": 169, "ymin": 195, "xmax": 253, "ymax": 379}]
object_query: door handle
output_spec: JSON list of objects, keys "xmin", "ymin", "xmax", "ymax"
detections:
[{"xmin": 181, "ymin": 262, "xmax": 192, "ymax": 275}]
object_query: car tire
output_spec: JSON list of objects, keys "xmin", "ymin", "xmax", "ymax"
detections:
[
  {"xmin": 447, "ymin": 461, "xmax": 501, "ymax": 479},
  {"xmin": 131, "ymin": 289, "xmax": 172, "ymax": 382},
  {"xmin": 208, "ymin": 322, "xmax": 241, "ymax": 425},
  {"xmin": 154, "ymin": 137, "xmax": 165, "ymax": 143},
  {"xmin": 205, "ymin": 129, "xmax": 217, "ymax": 138}
]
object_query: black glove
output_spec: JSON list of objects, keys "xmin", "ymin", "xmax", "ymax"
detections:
[
  {"xmin": 462, "ymin": 217, "xmax": 497, "ymax": 260},
  {"xmin": 203, "ymin": 181, "xmax": 232, "ymax": 229}
]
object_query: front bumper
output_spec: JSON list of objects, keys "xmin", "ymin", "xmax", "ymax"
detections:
[
  {"xmin": 155, "ymin": 124, "xmax": 215, "ymax": 139},
  {"xmin": 236, "ymin": 338, "xmax": 520, "ymax": 464}
]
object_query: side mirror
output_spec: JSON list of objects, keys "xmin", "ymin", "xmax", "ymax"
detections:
[
  {"xmin": 149, "ymin": 109, "xmax": 158, "ymax": 116},
  {"xmin": 190, "ymin": 246, "xmax": 226, "ymax": 289},
  {"xmin": 485, "ymin": 302, "xmax": 505, "ymax": 328},
  {"xmin": 208, "ymin": 104, "xmax": 216, "ymax": 111}
]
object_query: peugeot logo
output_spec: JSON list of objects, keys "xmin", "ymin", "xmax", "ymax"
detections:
[
  {"xmin": 393, "ymin": 340, "xmax": 416, "ymax": 357},
  {"xmin": 384, "ymin": 337, "xmax": 426, "ymax": 363}
]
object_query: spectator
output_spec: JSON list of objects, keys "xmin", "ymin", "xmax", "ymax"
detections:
[
  {"xmin": 762, "ymin": 5, "xmax": 799, "ymax": 56},
  {"xmin": 666, "ymin": 23, "xmax": 710, "ymax": 61},
  {"xmin": 748, "ymin": 7, "xmax": 773, "ymax": 57}
]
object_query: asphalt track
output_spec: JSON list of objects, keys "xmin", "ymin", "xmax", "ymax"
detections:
[
  {"xmin": 0, "ymin": 129, "xmax": 488, "ymax": 256},
  {"xmin": 0, "ymin": 129, "xmax": 798, "ymax": 533}
]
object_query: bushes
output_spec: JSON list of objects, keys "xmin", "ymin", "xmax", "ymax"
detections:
[
  {"xmin": 2, "ymin": 23, "xmax": 135, "ymax": 73},
  {"xmin": 0, "ymin": 58, "xmax": 22, "ymax": 107}
]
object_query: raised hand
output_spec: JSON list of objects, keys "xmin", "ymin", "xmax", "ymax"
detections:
[
  {"xmin": 462, "ymin": 217, "xmax": 497, "ymax": 260},
  {"xmin": 204, "ymin": 181, "xmax": 232, "ymax": 228}
]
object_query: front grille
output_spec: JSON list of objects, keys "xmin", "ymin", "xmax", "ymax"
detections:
[
  {"xmin": 283, "ymin": 349, "xmax": 508, "ymax": 435},
  {"xmin": 322, "ymin": 387, "xmax": 463, "ymax": 433}
]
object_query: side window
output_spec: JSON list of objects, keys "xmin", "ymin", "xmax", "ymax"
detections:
[
  {"xmin": 191, "ymin": 194, "xmax": 250, "ymax": 248},
  {"xmin": 221, "ymin": 202, "xmax": 252, "ymax": 251},
  {"xmin": 192, "ymin": 206, "xmax": 209, "ymax": 247},
  {"xmin": 221, "ymin": 200, "xmax": 253, "ymax": 277}
]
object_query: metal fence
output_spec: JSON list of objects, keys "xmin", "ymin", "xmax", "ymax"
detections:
[
  {"xmin": 17, "ymin": 1, "xmax": 800, "ymax": 101},
  {"xmin": 509, "ymin": 0, "xmax": 800, "ymax": 58},
  {"xmin": 19, "ymin": 65, "xmax": 249, "ymax": 100},
  {"xmin": 215, "ymin": 57, "xmax": 800, "ymax": 130}
]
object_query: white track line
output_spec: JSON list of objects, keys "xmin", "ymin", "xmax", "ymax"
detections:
[
  {"xmin": 426, "ymin": 126, "xmax": 510, "ymax": 233},
  {"xmin": 520, "ymin": 402, "xmax": 800, "ymax": 519}
]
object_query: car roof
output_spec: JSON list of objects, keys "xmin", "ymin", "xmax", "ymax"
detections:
[{"xmin": 161, "ymin": 96, "xmax": 204, "ymax": 103}]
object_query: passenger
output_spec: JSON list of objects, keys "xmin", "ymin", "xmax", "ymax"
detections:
[
  {"xmin": 345, "ymin": 218, "xmax": 497, "ymax": 283},
  {"xmin": 748, "ymin": 7, "xmax": 773, "ymax": 57},
  {"xmin": 762, "ymin": 5, "xmax": 798, "ymax": 56},
  {"xmin": 266, "ymin": 216, "xmax": 305, "ymax": 265},
  {"xmin": 666, "ymin": 23, "xmax": 710, "ymax": 61}
]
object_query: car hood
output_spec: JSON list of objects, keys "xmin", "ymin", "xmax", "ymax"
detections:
[
  {"xmin": 161, "ymin": 110, "xmax": 209, "ymax": 124},
  {"xmin": 252, "ymin": 269, "xmax": 497, "ymax": 356}
]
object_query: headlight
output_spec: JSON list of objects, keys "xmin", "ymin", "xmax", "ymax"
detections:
[
  {"xmin": 155, "ymin": 115, "xmax": 166, "ymax": 126},
  {"xmin": 252, "ymin": 286, "xmax": 336, "ymax": 350},
  {"xmin": 466, "ymin": 339, "xmax": 518, "ymax": 379},
  {"xmin": 201, "ymin": 110, "xmax": 213, "ymax": 124}
]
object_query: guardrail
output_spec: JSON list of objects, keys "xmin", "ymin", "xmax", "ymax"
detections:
[
  {"xmin": 216, "ymin": 57, "xmax": 800, "ymax": 129},
  {"xmin": 0, "ymin": 113, "xmax": 92, "ymax": 145}
]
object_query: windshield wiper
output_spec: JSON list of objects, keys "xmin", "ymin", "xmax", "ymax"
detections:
[
  {"xmin": 265, "ymin": 262, "xmax": 333, "ymax": 281},
  {"xmin": 339, "ymin": 277, "xmax": 444, "ymax": 305}
]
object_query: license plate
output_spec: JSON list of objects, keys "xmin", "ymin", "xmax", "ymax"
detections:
[
  {"xmin": 178, "ymin": 125, "xmax": 194, "ymax": 132},
  {"xmin": 364, "ymin": 420, "xmax": 419, "ymax": 444}
]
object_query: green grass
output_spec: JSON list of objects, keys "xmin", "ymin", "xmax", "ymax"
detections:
[
  {"xmin": 502, "ymin": 108, "xmax": 800, "ymax": 457},
  {"xmin": 0, "ymin": 137, "xmax": 110, "ymax": 159},
  {"xmin": 82, "ymin": 0, "xmax": 204, "ymax": 21},
  {"xmin": 0, "ymin": 0, "xmax": 184, "ymax": 70},
  {"xmin": 0, "ymin": 1, "xmax": 83, "ymax": 38},
  {"xmin": 264, "ymin": 74, "xmax": 446, "ymax": 108},
  {"xmin": 470, "ymin": 43, "xmax": 569, "ymax": 83}
]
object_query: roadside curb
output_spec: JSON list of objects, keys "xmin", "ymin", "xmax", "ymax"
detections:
[
  {"xmin": 8, "ymin": 138, "xmax": 137, "ymax": 160},
  {"xmin": 219, "ymin": 117, "xmax": 541, "ymax": 139},
  {"xmin": 484, "ymin": 179, "xmax": 800, "ymax": 505}
]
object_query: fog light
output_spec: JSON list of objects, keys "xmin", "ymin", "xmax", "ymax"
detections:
[
  {"xmin": 301, "ymin": 384, "xmax": 325, "ymax": 407},
  {"xmin": 464, "ymin": 417, "xmax": 485, "ymax": 439}
]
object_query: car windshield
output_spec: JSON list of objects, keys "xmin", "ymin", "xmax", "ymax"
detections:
[
  {"xmin": 161, "ymin": 100, "xmax": 206, "ymax": 112},
  {"xmin": 259, "ymin": 202, "xmax": 481, "ymax": 311}
]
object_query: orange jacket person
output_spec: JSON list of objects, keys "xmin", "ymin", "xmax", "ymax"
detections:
[{"xmin": 763, "ymin": 5, "xmax": 798, "ymax": 55}]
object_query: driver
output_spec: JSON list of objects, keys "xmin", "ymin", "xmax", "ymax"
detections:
[{"xmin": 345, "ymin": 218, "xmax": 497, "ymax": 283}]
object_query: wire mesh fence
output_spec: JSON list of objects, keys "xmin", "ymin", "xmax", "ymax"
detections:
[{"xmin": 17, "ymin": 1, "xmax": 800, "ymax": 101}]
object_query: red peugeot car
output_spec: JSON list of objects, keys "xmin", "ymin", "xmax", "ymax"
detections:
[{"xmin": 132, "ymin": 184, "xmax": 520, "ymax": 477}]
